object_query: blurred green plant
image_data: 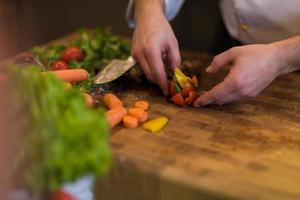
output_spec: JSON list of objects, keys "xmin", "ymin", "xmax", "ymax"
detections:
[{"xmin": 7, "ymin": 67, "xmax": 110, "ymax": 196}]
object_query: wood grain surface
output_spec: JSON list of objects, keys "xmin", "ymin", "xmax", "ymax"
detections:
[
  {"xmin": 94, "ymin": 51, "xmax": 300, "ymax": 200},
  {"xmin": 4, "ymin": 33, "xmax": 300, "ymax": 200}
]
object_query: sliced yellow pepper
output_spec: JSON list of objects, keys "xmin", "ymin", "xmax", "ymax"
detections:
[
  {"xmin": 174, "ymin": 68, "xmax": 191, "ymax": 88},
  {"xmin": 143, "ymin": 116, "xmax": 168, "ymax": 133}
]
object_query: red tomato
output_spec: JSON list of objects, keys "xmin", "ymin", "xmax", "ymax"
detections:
[
  {"xmin": 171, "ymin": 93, "xmax": 185, "ymax": 107},
  {"xmin": 186, "ymin": 91, "xmax": 198, "ymax": 105},
  {"xmin": 181, "ymin": 83, "xmax": 195, "ymax": 97},
  {"xmin": 191, "ymin": 76, "xmax": 199, "ymax": 88},
  {"xmin": 49, "ymin": 190, "xmax": 75, "ymax": 200},
  {"xmin": 61, "ymin": 47, "xmax": 84, "ymax": 63},
  {"xmin": 50, "ymin": 61, "xmax": 69, "ymax": 71}
]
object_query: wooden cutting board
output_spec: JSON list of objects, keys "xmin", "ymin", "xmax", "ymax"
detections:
[
  {"xmin": 4, "ymin": 34, "xmax": 300, "ymax": 199},
  {"xmin": 94, "ymin": 51, "xmax": 300, "ymax": 200}
]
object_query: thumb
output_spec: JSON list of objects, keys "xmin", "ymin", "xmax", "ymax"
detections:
[{"xmin": 206, "ymin": 49, "xmax": 235, "ymax": 73}]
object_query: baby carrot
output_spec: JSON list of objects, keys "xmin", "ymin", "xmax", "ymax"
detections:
[
  {"xmin": 82, "ymin": 93, "xmax": 93, "ymax": 108},
  {"xmin": 103, "ymin": 93, "xmax": 123, "ymax": 109},
  {"xmin": 139, "ymin": 111, "xmax": 148, "ymax": 123},
  {"xmin": 42, "ymin": 69, "xmax": 88, "ymax": 82},
  {"xmin": 134, "ymin": 101, "xmax": 149, "ymax": 111},
  {"xmin": 106, "ymin": 107, "xmax": 127, "ymax": 128},
  {"xmin": 128, "ymin": 107, "xmax": 145, "ymax": 119},
  {"xmin": 123, "ymin": 115, "xmax": 138, "ymax": 129}
]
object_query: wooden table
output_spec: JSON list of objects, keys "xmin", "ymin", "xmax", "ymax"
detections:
[
  {"xmin": 93, "ymin": 55, "xmax": 300, "ymax": 200},
  {"xmin": 6, "ymin": 34, "xmax": 300, "ymax": 200}
]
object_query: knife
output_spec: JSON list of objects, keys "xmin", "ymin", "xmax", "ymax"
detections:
[{"xmin": 94, "ymin": 56, "xmax": 136, "ymax": 84}]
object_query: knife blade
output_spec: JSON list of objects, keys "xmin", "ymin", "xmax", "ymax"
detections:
[{"xmin": 94, "ymin": 56, "xmax": 136, "ymax": 84}]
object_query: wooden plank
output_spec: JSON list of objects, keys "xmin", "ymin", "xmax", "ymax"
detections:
[
  {"xmin": 95, "ymin": 51, "xmax": 300, "ymax": 200},
  {"xmin": 4, "ymin": 33, "xmax": 300, "ymax": 199}
]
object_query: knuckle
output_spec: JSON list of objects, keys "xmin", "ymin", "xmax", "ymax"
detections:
[
  {"xmin": 231, "ymin": 78, "xmax": 243, "ymax": 90},
  {"xmin": 211, "ymin": 56, "xmax": 221, "ymax": 67},
  {"xmin": 228, "ymin": 47, "xmax": 241, "ymax": 56},
  {"xmin": 236, "ymin": 86, "xmax": 251, "ymax": 98},
  {"xmin": 229, "ymin": 47, "xmax": 239, "ymax": 54},
  {"xmin": 131, "ymin": 48, "xmax": 142, "ymax": 59},
  {"xmin": 144, "ymin": 42, "xmax": 157, "ymax": 54}
]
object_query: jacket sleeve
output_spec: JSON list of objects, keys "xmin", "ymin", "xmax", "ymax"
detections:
[{"xmin": 126, "ymin": 0, "xmax": 185, "ymax": 28}]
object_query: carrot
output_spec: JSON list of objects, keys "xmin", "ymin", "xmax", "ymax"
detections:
[
  {"xmin": 171, "ymin": 93, "xmax": 185, "ymax": 107},
  {"xmin": 128, "ymin": 107, "xmax": 145, "ymax": 119},
  {"xmin": 191, "ymin": 76, "xmax": 199, "ymax": 87},
  {"xmin": 123, "ymin": 115, "xmax": 138, "ymax": 129},
  {"xmin": 106, "ymin": 107, "xmax": 127, "ymax": 128},
  {"xmin": 139, "ymin": 111, "xmax": 148, "ymax": 123},
  {"xmin": 42, "ymin": 69, "xmax": 88, "ymax": 83},
  {"xmin": 181, "ymin": 83, "xmax": 195, "ymax": 97},
  {"xmin": 103, "ymin": 93, "xmax": 123, "ymax": 109},
  {"xmin": 134, "ymin": 101, "xmax": 149, "ymax": 111},
  {"xmin": 82, "ymin": 93, "xmax": 93, "ymax": 108}
]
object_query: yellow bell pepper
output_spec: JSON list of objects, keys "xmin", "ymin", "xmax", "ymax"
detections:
[
  {"xmin": 174, "ymin": 68, "xmax": 191, "ymax": 88},
  {"xmin": 143, "ymin": 116, "xmax": 168, "ymax": 133}
]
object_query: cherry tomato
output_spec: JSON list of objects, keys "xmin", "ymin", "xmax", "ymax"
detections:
[
  {"xmin": 50, "ymin": 61, "xmax": 69, "ymax": 71},
  {"xmin": 191, "ymin": 76, "xmax": 199, "ymax": 88},
  {"xmin": 181, "ymin": 83, "xmax": 195, "ymax": 97},
  {"xmin": 49, "ymin": 190, "xmax": 75, "ymax": 200},
  {"xmin": 171, "ymin": 93, "xmax": 185, "ymax": 107},
  {"xmin": 61, "ymin": 47, "xmax": 84, "ymax": 63},
  {"xmin": 186, "ymin": 91, "xmax": 198, "ymax": 105}
]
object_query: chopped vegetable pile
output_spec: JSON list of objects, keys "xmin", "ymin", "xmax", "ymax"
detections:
[
  {"xmin": 30, "ymin": 27, "xmax": 131, "ymax": 92},
  {"xmin": 170, "ymin": 68, "xmax": 200, "ymax": 107}
]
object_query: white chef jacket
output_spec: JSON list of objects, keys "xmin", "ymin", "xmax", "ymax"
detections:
[{"xmin": 126, "ymin": 0, "xmax": 300, "ymax": 44}]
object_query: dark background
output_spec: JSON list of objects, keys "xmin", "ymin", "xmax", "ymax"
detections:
[{"xmin": 0, "ymin": 0, "xmax": 232, "ymax": 60}]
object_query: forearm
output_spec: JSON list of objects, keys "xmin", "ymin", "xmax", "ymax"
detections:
[
  {"xmin": 133, "ymin": 0, "xmax": 165, "ymax": 25},
  {"xmin": 273, "ymin": 35, "xmax": 300, "ymax": 74}
]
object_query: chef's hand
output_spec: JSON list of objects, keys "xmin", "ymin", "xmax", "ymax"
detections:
[
  {"xmin": 131, "ymin": 4, "xmax": 181, "ymax": 95},
  {"xmin": 194, "ymin": 44, "xmax": 283, "ymax": 107}
]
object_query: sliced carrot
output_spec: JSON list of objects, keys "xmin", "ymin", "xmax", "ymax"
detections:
[
  {"xmin": 106, "ymin": 107, "xmax": 127, "ymax": 128},
  {"xmin": 181, "ymin": 83, "xmax": 195, "ymax": 97},
  {"xmin": 191, "ymin": 76, "xmax": 199, "ymax": 87},
  {"xmin": 134, "ymin": 101, "xmax": 149, "ymax": 111},
  {"xmin": 123, "ymin": 115, "xmax": 138, "ymax": 129},
  {"xmin": 42, "ymin": 69, "xmax": 88, "ymax": 82},
  {"xmin": 186, "ymin": 91, "xmax": 198, "ymax": 105},
  {"xmin": 103, "ymin": 93, "xmax": 123, "ymax": 109},
  {"xmin": 128, "ymin": 107, "xmax": 145, "ymax": 119},
  {"xmin": 171, "ymin": 93, "xmax": 185, "ymax": 107},
  {"xmin": 82, "ymin": 93, "xmax": 93, "ymax": 108},
  {"xmin": 139, "ymin": 111, "xmax": 148, "ymax": 123}
]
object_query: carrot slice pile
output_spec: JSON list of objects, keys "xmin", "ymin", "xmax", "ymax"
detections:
[
  {"xmin": 134, "ymin": 101, "xmax": 149, "ymax": 111},
  {"xmin": 123, "ymin": 115, "xmax": 138, "ymax": 129},
  {"xmin": 139, "ymin": 112, "xmax": 148, "ymax": 123},
  {"xmin": 106, "ymin": 107, "xmax": 127, "ymax": 128},
  {"xmin": 128, "ymin": 107, "xmax": 145, "ymax": 119},
  {"xmin": 103, "ymin": 93, "xmax": 123, "ymax": 109}
]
